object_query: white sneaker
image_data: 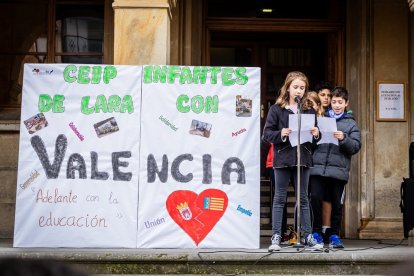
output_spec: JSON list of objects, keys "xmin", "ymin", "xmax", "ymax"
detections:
[
  {"xmin": 268, "ymin": 234, "xmax": 282, "ymax": 252},
  {"xmin": 306, "ymin": 233, "xmax": 323, "ymax": 250}
]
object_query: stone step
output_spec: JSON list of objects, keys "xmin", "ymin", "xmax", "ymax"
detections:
[{"xmin": 1, "ymin": 239, "xmax": 412, "ymax": 275}]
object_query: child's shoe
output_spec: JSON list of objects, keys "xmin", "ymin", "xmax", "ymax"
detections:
[
  {"xmin": 280, "ymin": 232, "xmax": 290, "ymax": 245},
  {"xmin": 305, "ymin": 233, "xmax": 324, "ymax": 250},
  {"xmin": 313, "ymin": 232, "xmax": 324, "ymax": 245},
  {"xmin": 329, "ymin": 234, "xmax": 345, "ymax": 249},
  {"xmin": 287, "ymin": 231, "xmax": 297, "ymax": 245},
  {"xmin": 268, "ymin": 234, "xmax": 282, "ymax": 252}
]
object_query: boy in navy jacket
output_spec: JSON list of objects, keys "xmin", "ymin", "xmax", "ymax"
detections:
[{"xmin": 310, "ymin": 87, "xmax": 361, "ymax": 248}]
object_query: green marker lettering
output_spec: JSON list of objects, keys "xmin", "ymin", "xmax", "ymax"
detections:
[
  {"xmin": 176, "ymin": 94, "xmax": 191, "ymax": 113},
  {"xmin": 222, "ymin": 68, "xmax": 235, "ymax": 86},
  {"xmin": 103, "ymin": 66, "xmax": 117, "ymax": 84},
  {"xmin": 53, "ymin": 95, "xmax": 65, "ymax": 113},
  {"xmin": 95, "ymin": 95, "xmax": 108, "ymax": 113},
  {"xmin": 191, "ymin": 95, "xmax": 204, "ymax": 114},
  {"xmin": 120, "ymin": 95, "xmax": 134, "ymax": 113},
  {"xmin": 235, "ymin": 67, "xmax": 248, "ymax": 85},
  {"xmin": 143, "ymin": 66, "xmax": 153, "ymax": 83},
  {"xmin": 193, "ymin": 67, "xmax": 207, "ymax": 84},
  {"xmin": 153, "ymin": 66, "xmax": 167, "ymax": 83},
  {"xmin": 63, "ymin": 65, "xmax": 77, "ymax": 83},
  {"xmin": 78, "ymin": 66, "xmax": 90, "ymax": 84},
  {"xmin": 38, "ymin": 94, "xmax": 53, "ymax": 112},
  {"xmin": 167, "ymin": 66, "xmax": 181, "ymax": 84},
  {"xmin": 91, "ymin": 66, "xmax": 102, "ymax": 84},
  {"xmin": 179, "ymin": 67, "xmax": 193, "ymax": 84},
  {"xmin": 205, "ymin": 95, "xmax": 219, "ymax": 113},
  {"xmin": 107, "ymin": 95, "xmax": 121, "ymax": 112},
  {"xmin": 81, "ymin": 96, "xmax": 95, "ymax": 115},
  {"xmin": 208, "ymin": 67, "xmax": 221, "ymax": 84}
]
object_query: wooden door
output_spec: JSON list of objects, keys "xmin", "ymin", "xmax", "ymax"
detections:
[{"xmin": 207, "ymin": 29, "xmax": 343, "ymax": 238}]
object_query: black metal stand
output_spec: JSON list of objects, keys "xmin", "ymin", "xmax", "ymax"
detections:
[{"xmin": 293, "ymin": 99, "xmax": 304, "ymax": 249}]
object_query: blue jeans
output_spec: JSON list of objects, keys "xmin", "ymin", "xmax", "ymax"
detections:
[{"xmin": 272, "ymin": 167, "xmax": 312, "ymax": 237}]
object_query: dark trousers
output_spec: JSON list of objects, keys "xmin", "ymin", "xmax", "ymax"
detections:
[
  {"xmin": 273, "ymin": 167, "xmax": 312, "ymax": 237},
  {"xmin": 268, "ymin": 168, "xmax": 288, "ymax": 234},
  {"xmin": 310, "ymin": 175, "xmax": 346, "ymax": 236}
]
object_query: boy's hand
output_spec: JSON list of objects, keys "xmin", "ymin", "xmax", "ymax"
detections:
[
  {"xmin": 333, "ymin": 131, "xmax": 344, "ymax": 141},
  {"xmin": 311, "ymin": 127, "xmax": 319, "ymax": 137},
  {"xmin": 281, "ymin": 128, "xmax": 292, "ymax": 137}
]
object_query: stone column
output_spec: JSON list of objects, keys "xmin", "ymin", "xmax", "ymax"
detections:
[
  {"xmin": 357, "ymin": 0, "xmax": 409, "ymax": 240},
  {"xmin": 112, "ymin": 0, "xmax": 177, "ymax": 65}
]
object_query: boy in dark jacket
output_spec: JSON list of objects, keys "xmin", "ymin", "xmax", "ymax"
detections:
[{"xmin": 310, "ymin": 87, "xmax": 361, "ymax": 249}]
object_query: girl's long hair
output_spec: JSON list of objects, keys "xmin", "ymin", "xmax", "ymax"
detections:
[
  {"xmin": 276, "ymin": 71, "xmax": 311, "ymax": 110},
  {"xmin": 306, "ymin": 91, "xmax": 324, "ymax": 117}
]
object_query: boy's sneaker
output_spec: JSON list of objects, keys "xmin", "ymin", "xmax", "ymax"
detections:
[
  {"xmin": 268, "ymin": 234, "xmax": 282, "ymax": 252},
  {"xmin": 329, "ymin": 234, "xmax": 345, "ymax": 249},
  {"xmin": 313, "ymin": 232, "xmax": 324, "ymax": 245},
  {"xmin": 306, "ymin": 233, "xmax": 324, "ymax": 250}
]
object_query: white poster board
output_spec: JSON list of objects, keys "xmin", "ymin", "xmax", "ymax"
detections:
[
  {"xmin": 14, "ymin": 64, "xmax": 142, "ymax": 247},
  {"xmin": 14, "ymin": 64, "xmax": 261, "ymax": 248},
  {"xmin": 137, "ymin": 66, "xmax": 261, "ymax": 248}
]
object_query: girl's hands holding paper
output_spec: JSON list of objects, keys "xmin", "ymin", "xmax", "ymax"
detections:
[{"xmin": 281, "ymin": 128, "xmax": 292, "ymax": 138}]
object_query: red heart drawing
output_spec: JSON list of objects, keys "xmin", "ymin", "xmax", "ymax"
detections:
[{"xmin": 166, "ymin": 189, "xmax": 228, "ymax": 245}]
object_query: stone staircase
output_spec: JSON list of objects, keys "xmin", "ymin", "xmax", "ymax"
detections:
[
  {"xmin": 260, "ymin": 178, "xmax": 296, "ymax": 238},
  {"xmin": 1, "ymin": 176, "xmax": 413, "ymax": 275}
]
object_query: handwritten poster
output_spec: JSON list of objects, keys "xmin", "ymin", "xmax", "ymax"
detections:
[
  {"xmin": 137, "ymin": 66, "xmax": 261, "ymax": 248},
  {"xmin": 14, "ymin": 64, "xmax": 142, "ymax": 247},
  {"xmin": 14, "ymin": 64, "xmax": 260, "ymax": 249}
]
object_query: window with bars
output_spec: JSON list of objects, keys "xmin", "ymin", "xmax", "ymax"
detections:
[{"xmin": 0, "ymin": 0, "xmax": 106, "ymax": 119}]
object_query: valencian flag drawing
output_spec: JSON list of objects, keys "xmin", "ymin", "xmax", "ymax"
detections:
[{"xmin": 166, "ymin": 189, "xmax": 228, "ymax": 245}]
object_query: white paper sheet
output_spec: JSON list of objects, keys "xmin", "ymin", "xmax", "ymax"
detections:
[
  {"xmin": 317, "ymin": 117, "xmax": 338, "ymax": 145},
  {"xmin": 288, "ymin": 114, "xmax": 315, "ymax": 147}
]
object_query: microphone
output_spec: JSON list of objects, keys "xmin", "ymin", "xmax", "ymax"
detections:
[{"xmin": 294, "ymin": 96, "xmax": 301, "ymax": 103}]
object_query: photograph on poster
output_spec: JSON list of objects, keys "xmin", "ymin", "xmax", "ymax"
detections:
[
  {"xmin": 235, "ymin": 95, "xmax": 252, "ymax": 117},
  {"xmin": 94, "ymin": 117, "xmax": 119, "ymax": 137},
  {"xmin": 24, "ymin": 113, "xmax": 48, "ymax": 134},
  {"xmin": 189, "ymin": 119, "xmax": 212, "ymax": 138}
]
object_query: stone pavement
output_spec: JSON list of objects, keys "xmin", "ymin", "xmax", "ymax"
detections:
[{"xmin": 0, "ymin": 238, "xmax": 413, "ymax": 275}]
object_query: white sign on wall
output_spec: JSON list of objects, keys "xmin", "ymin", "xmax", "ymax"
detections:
[
  {"xmin": 377, "ymin": 82, "xmax": 406, "ymax": 121},
  {"xmin": 14, "ymin": 64, "xmax": 260, "ymax": 249}
]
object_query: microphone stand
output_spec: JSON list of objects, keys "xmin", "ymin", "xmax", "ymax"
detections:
[{"xmin": 293, "ymin": 98, "xmax": 304, "ymax": 249}]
